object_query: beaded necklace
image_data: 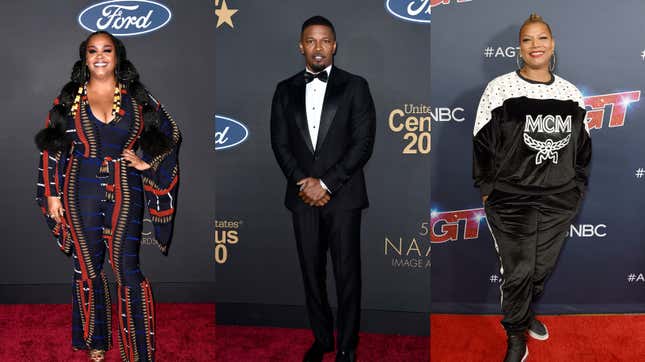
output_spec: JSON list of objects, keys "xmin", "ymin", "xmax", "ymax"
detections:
[{"xmin": 71, "ymin": 82, "xmax": 126, "ymax": 123}]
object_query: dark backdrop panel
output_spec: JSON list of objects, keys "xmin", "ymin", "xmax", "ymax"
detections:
[
  {"xmin": 431, "ymin": 0, "xmax": 645, "ymax": 313},
  {"xmin": 215, "ymin": 0, "xmax": 431, "ymax": 336},
  {"xmin": 0, "ymin": 0, "xmax": 215, "ymax": 302}
]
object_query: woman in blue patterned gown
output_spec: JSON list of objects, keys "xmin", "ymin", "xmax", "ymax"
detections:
[{"xmin": 35, "ymin": 31, "xmax": 180, "ymax": 362}]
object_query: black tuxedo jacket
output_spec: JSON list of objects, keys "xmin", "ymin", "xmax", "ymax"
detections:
[{"xmin": 270, "ymin": 66, "xmax": 376, "ymax": 213}]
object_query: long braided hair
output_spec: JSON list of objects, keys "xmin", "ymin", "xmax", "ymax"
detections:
[{"xmin": 35, "ymin": 31, "xmax": 171, "ymax": 156}]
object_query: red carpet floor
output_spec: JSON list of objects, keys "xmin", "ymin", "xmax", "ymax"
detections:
[
  {"xmin": 0, "ymin": 304, "xmax": 427, "ymax": 361},
  {"xmin": 0, "ymin": 304, "xmax": 215, "ymax": 361},
  {"xmin": 431, "ymin": 314, "xmax": 645, "ymax": 361},
  {"xmin": 215, "ymin": 325, "xmax": 428, "ymax": 361},
  {"xmin": 8, "ymin": 305, "xmax": 638, "ymax": 360}
]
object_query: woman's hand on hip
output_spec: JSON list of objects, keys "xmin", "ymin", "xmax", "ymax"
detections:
[{"xmin": 122, "ymin": 149, "xmax": 151, "ymax": 171}]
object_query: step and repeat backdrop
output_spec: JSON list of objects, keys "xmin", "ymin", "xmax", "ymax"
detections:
[
  {"xmin": 215, "ymin": 1, "xmax": 431, "ymax": 335},
  {"xmin": 1, "ymin": 0, "xmax": 215, "ymax": 302},
  {"xmin": 431, "ymin": 0, "xmax": 645, "ymax": 313}
]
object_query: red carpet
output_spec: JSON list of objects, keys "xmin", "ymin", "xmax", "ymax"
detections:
[
  {"xmin": 0, "ymin": 304, "xmax": 215, "ymax": 361},
  {"xmin": 215, "ymin": 325, "xmax": 428, "ymax": 361},
  {"xmin": 1, "ymin": 304, "xmax": 427, "ymax": 361},
  {"xmin": 431, "ymin": 314, "xmax": 645, "ymax": 361}
]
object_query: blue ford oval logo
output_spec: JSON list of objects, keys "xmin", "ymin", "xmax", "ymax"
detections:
[
  {"xmin": 215, "ymin": 115, "xmax": 249, "ymax": 150},
  {"xmin": 78, "ymin": 0, "xmax": 172, "ymax": 36},
  {"xmin": 385, "ymin": 0, "xmax": 432, "ymax": 23}
]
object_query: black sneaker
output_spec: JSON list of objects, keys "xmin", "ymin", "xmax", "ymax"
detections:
[
  {"xmin": 504, "ymin": 333, "xmax": 528, "ymax": 362},
  {"xmin": 528, "ymin": 318, "xmax": 549, "ymax": 341}
]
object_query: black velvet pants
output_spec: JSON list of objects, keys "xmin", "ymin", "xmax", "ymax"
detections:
[{"xmin": 484, "ymin": 188, "xmax": 582, "ymax": 332}]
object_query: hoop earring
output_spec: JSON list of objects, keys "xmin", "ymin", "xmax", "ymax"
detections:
[
  {"xmin": 516, "ymin": 51, "xmax": 524, "ymax": 70},
  {"xmin": 549, "ymin": 51, "xmax": 556, "ymax": 72}
]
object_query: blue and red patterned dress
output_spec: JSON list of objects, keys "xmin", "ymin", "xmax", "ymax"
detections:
[{"xmin": 36, "ymin": 88, "xmax": 180, "ymax": 361}]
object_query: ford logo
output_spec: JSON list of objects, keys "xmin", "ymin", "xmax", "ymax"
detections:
[
  {"xmin": 215, "ymin": 115, "xmax": 249, "ymax": 150},
  {"xmin": 78, "ymin": 0, "xmax": 172, "ymax": 36},
  {"xmin": 385, "ymin": 0, "xmax": 432, "ymax": 24}
]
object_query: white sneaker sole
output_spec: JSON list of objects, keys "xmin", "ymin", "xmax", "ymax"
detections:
[
  {"xmin": 521, "ymin": 346, "xmax": 528, "ymax": 362},
  {"xmin": 528, "ymin": 327, "xmax": 549, "ymax": 341}
]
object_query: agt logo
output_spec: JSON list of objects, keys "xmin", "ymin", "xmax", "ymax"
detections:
[
  {"xmin": 215, "ymin": 115, "xmax": 249, "ymax": 150},
  {"xmin": 583, "ymin": 91, "xmax": 641, "ymax": 130},
  {"xmin": 431, "ymin": 208, "xmax": 485, "ymax": 243},
  {"xmin": 78, "ymin": 0, "xmax": 172, "ymax": 36},
  {"xmin": 388, "ymin": 104, "xmax": 431, "ymax": 154},
  {"xmin": 431, "ymin": 206, "xmax": 609, "ymax": 243},
  {"xmin": 215, "ymin": 219, "xmax": 242, "ymax": 264}
]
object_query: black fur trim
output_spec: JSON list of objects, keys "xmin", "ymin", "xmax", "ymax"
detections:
[
  {"xmin": 50, "ymin": 104, "xmax": 65, "ymax": 118},
  {"xmin": 142, "ymin": 106, "xmax": 159, "ymax": 126},
  {"xmin": 60, "ymin": 82, "xmax": 79, "ymax": 105},
  {"xmin": 129, "ymin": 82, "xmax": 150, "ymax": 106},
  {"xmin": 117, "ymin": 60, "xmax": 139, "ymax": 83},
  {"xmin": 140, "ymin": 127, "xmax": 172, "ymax": 157},
  {"xmin": 35, "ymin": 122, "xmax": 67, "ymax": 152}
]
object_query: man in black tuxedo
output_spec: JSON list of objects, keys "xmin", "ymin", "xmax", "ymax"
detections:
[{"xmin": 270, "ymin": 15, "xmax": 376, "ymax": 362}]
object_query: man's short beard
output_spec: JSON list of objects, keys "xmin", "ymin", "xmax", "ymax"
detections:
[{"xmin": 309, "ymin": 63, "xmax": 327, "ymax": 73}]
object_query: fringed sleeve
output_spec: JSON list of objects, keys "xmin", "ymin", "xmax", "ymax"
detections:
[
  {"xmin": 35, "ymin": 109, "xmax": 73, "ymax": 255},
  {"xmin": 141, "ymin": 101, "xmax": 181, "ymax": 254}
]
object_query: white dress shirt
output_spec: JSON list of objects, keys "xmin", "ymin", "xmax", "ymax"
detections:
[
  {"xmin": 305, "ymin": 64, "xmax": 333, "ymax": 193},
  {"xmin": 305, "ymin": 65, "xmax": 332, "ymax": 149}
]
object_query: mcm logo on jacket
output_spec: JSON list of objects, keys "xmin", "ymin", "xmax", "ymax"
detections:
[{"xmin": 523, "ymin": 114, "xmax": 572, "ymax": 165}]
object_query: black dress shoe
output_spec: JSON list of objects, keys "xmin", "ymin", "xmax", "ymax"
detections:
[
  {"xmin": 303, "ymin": 342, "xmax": 333, "ymax": 362},
  {"xmin": 335, "ymin": 349, "xmax": 356, "ymax": 362}
]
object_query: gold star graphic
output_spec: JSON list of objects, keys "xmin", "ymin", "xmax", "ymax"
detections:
[{"xmin": 215, "ymin": 0, "xmax": 238, "ymax": 28}]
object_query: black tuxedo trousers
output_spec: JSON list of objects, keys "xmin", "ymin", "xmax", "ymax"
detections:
[{"xmin": 292, "ymin": 207, "xmax": 362, "ymax": 351}]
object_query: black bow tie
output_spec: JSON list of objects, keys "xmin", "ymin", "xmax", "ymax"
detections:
[{"xmin": 304, "ymin": 70, "xmax": 328, "ymax": 84}]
